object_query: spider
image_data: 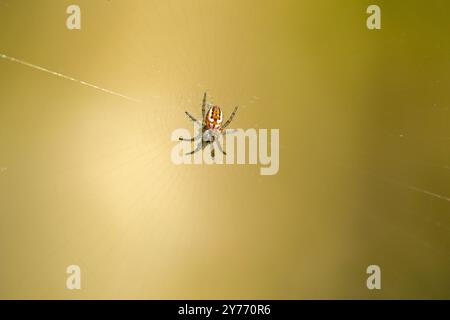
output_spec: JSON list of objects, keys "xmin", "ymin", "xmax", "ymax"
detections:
[{"xmin": 179, "ymin": 92, "xmax": 238, "ymax": 159}]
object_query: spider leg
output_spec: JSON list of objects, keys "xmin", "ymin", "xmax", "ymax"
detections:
[
  {"xmin": 201, "ymin": 92, "xmax": 207, "ymax": 124},
  {"xmin": 184, "ymin": 111, "xmax": 201, "ymax": 125},
  {"xmin": 221, "ymin": 129, "xmax": 238, "ymax": 136},
  {"xmin": 186, "ymin": 142, "xmax": 203, "ymax": 155},
  {"xmin": 179, "ymin": 136, "xmax": 196, "ymax": 142},
  {"xmin": 215, "ymin": 139, "xmax": 226, "ymax": 155},
  {"xmin": 222, "ymin": 106, "xmax": 238, "ymax": 129},
  {"xmin": 179, "ymin": 130, "xmax": 203, "ymax": 141}
]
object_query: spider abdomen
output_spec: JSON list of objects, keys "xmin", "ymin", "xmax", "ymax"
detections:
[{"xmin": 206, "ymin": 105, "xmax": 223, "ymax": 130}]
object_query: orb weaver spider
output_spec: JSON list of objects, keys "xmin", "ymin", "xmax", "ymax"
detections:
[{"xmin": 179, "ymin": 92, "xmax": 238, "ymax": 159}]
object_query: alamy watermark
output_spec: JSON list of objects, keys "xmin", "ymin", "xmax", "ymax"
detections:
[
  {"xmin": 366, "ymin": 265, "xmax": 381, "ymax": 290},
  {"xmin": 66, "ymin": 265, "xmax": 81, "ymax": 290},
  {"xmin": 171, "ymin": 92, "xmax": 280, "ymax": 176},
  {"xmin": 171, "ymin": 124, "xmax": 279, "ymax": 176}
]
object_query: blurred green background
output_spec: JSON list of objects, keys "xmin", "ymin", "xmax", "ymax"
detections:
[{"xmin": 0, "ymin": 0, "xmax": 449, "ymax": 299}]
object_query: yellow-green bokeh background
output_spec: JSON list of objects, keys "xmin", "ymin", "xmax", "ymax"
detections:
[{"xmin": 1, "ymin": 0, "xmax": 449, "ymax": 299}]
